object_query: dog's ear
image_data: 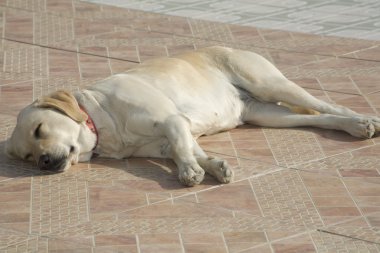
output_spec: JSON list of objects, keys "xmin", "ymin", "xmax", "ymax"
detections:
[{"xmin": 36, "ymin": 90, "xmax": 88, "ymax": 123}]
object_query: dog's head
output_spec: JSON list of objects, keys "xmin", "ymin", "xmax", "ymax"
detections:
[{"xmin": 5, "ymin": 90, "xmax": 94, "ymax": 172}]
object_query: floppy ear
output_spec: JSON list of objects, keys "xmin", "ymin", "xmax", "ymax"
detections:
[{"xmin": 36, "ymin": 90, "xmax": 88, "ymax": 123}]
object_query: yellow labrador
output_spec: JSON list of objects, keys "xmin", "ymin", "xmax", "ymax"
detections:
[{"xmin": 5, "ymin": 46, "xmax": 380, "ymax": 186}]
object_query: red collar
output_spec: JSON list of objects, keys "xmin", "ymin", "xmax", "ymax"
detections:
[{"xmin": 80, "ymin": 106, "xmax": 98, "ymax": 150}]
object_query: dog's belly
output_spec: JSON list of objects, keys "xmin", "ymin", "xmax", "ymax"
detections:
[{"xmin": 183, "ymin": 96, "xmax": 245, "ymax": 137}]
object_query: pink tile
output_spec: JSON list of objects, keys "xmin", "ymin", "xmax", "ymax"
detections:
[
  {"xmin": 183, "ymin": 243, "xmax": 228, "ymax": 253},
  {"xmin": 95, "ymin": 234, "xmax": 136, "ymax": 246},
  {"xmin": 338, "ymin": 169, "xmax": 380, "ymax": 177},
  {"xmin": 1, "ymin": 0, "xmax": 380, "ymax": 249},
  {"xmin": 89, "ymin": 186, "xmax": 147, "ymax": 215},
  {"xmin": 196, "ymin": 180, "xmax": 261, "ymax": 215},
  {"xmin": 48, "ymin": 49, "xmax": 80, "ymax": 77},
  {"xmin": 78, "ymin": 54, "xmax": 111, "ymax": 78},
  {"xmin": 4, "ymin": 9, "xmax": 33, "ymax": 43},
  {"xmin": 272, "ymin": 234, "xmax": 316, "ymax": 253},
  {"xmin": 120, "ymin": 201, "xmax": 233, "ymax": 219}
]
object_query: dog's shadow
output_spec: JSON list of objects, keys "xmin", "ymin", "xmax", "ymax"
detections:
[
  {"xmin": 88, "ymin": 156, "xmax": 220, "ymax": 190},
  {"xmin": 0, "ymin": 126, "xmax": 374, "ymax": 188},
  {"xmin": 0, "ymin": 140, "xmax": 219, "ymax": 190},
  {"xmin": 0, "ymin": 141, "xmax": 44, "ymax": 179}
]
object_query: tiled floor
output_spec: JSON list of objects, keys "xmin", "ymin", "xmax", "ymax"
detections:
[
  {"xmin": 0, "ymin": 0, "xmax": 380, "ymax": 252},
  {"xmin": 85, "ymin": 0, "xmax": 380, "ymax": 40}
]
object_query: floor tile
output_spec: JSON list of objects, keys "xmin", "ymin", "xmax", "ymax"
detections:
[
  {"xmin": 271, "ymin": 233, "xmax": 316, "ymax": 253},
  {"xmin": 1, "ymin": 0, "xmax": 380, "ymax": 252},
  {"xmin": 311, "ymin": 230, "xmax": 380, "ymax": 253}
]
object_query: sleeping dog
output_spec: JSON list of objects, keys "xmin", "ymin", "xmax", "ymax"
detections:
[{"xmin": 5, "ymin": 46, "xmax": 380, "ymax": 186}]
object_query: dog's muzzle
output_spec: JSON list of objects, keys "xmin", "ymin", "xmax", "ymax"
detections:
[{"xmin": 38, "ymin": 154, "xmax": 67, "ymax": 172}]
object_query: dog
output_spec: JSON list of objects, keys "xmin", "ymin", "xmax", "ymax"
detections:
[{"xmin": 5, "ymin": 46, "xmax": 380, "ymax": 186}]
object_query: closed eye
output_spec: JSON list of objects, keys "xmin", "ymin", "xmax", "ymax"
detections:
[
  {"xmin": 24, "ymin": 153, "xmax": 33, "ymax": 160},
  {"xmin": 34, "ymin": 123, "xmax": 42, "ymax": 139}
]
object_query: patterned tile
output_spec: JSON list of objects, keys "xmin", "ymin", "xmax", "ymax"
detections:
[
  {"xmin": 262, "ymin": 128, "xmax": 325, "ymax": 167},
  {"xmin": 1, "ymin": 0, "xmax": 380, "ymax": 252},
  {"xmin": 297, "ymin": 145, "xmax": 380, "ymax": 177},
  {"xmin": 0, "ymin": 178, "xmax": 31, "ymax": 234},
  {"xmin": 0, "ymin": 236, "xmax": 48, "ymax": 253},
  {"xmin": 0, "ymin": 2, "xmax": 378, "ymax": 63},
  {"xmin": 83, "ymin": 0, "xmax": 380, "ymax": 43},
  {"xmin": 311, "ymin": 230, "xmax": 380, "ymax": 253},
  {"xmin": 250, "ymin": 170, "xmax": 324, "ymax": 228},
  {"xmin": 2, "ymin": 43, "xmax": 48, "ymax": 78},
  {"xmin": 283, "ymin": 57, "xmax": 380, "ymax": 80},
  {"xmin": 30, "ymin": 174, "xmax": 90, "ymax": 235}
]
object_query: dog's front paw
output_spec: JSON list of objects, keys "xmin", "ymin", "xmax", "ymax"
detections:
[
  {"xmin": 178, "ymin": 163, "xmax": 205, "ymax": 187},
  {"xmin": 216, "ymin": 160, "xmax": 234, "ymax": 183},
  {"xmin": 206, "ymin": 157, "xmax": 234, "ymax": 183}
]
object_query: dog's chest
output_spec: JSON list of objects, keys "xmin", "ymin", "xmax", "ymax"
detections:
[{"xmin": 95, "ymin": 133, "xmax": 168, "ymax": 159}]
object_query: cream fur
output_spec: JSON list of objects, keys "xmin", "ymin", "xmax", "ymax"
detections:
[{"xmin": 6, "ymin": 46, "xmax": 380, "ymax": 186}]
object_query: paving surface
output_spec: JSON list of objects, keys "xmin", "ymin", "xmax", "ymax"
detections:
[
  {"xmin": 85, "ymin": 0, "xmax": 380, "ymax": 40},
  {"xmin": 0, "ymin": 0, "xmax": 380, "ymax": 252}
]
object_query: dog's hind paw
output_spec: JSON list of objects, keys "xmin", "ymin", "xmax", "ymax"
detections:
[{"xmin": 345, "ymin": 117, "xmax": 376, "ymax": 139}]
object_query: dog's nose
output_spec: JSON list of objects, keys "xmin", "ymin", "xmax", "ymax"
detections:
[
  {"xmin": 39, "ymin": 154, "xmax": 51, "ymax": 167},
  {"xmin": 38, "ymin": 154, "xmax": 65, "ymax": 172}
]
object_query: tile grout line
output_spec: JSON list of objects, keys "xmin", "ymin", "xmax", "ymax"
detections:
[
  {"xmin": 135, "ymin": 234, "xmax": 141, "ymax": 253},
  {"xmin": 367, "ymin": 90, "xmax": 380, "ymax": 96},
  {"xmin": 113, "ymin": 167, "xmax": 284, "ymax": 224},
  {"xmin": 235, "ymin": 230, "xmax": 314, "ymax": 253},
  {"xmin": 1, "ymin": 1, "xmax": 380, "ymax": 248},
  {"xmin": 29, "ymin": 176, "xmax": 34, "ymax": 235},
  {"xmin": 85, "ymin": 180, "xmax": 91, "ymax": 223},
  {"xmin": 124, "ymin": 2, "xmax": 377, "ymax": 49},
  {"xmin": 76, "ymin": 44, "xmax": 83, "ymax": 80},
  {"xmin": 316, "ymin": 228, "xmax": 380, "ymax": 246},
  {"xmin": 349, "ymin": 75, "xmax": 379, "ymax": 116},
  {"xmin": 22, "ymin": 189, "xmax": 380, "ymax": 249},
  {"xmin": 296, "ymin": 170, "xmax": 326, "ymax": 227},
  {"xmin": 308, "ymin": 231, "xmax": 319, "ymax": 252},
  {"xmin": 340, "ymin": 179, "xmax": 369, "ymax": 226},
  {"xmin": 178, "ymin": 233, "xmax": 186, "ymax": 253},
  {"xmin": 316, "ymin": 2, "xmax": 380, "ymax": 35},
  {"xmin": 1, "ymin": 37, "xmax": 141, "ymax": 63},
  {"xmin": 1, "ymin": 33, "xmax": 380, "ymax": 87},
  {"xmin": 227, "ymin": 131, "xmax": 241, "ymax": 169},
  {"xmin": 264, "ymin": 231, "xmax": 275, "ymax": 253},
  {"xmin": 105, "ymin": 44, "xmax": 113, "ymax": 75},
  {"xmin": 341, "ymin": 44, "xmax": 379, "ymax": 58},
  {"xmin": 221, "ymin": 232, "xmax": 230, "ymax": 253},
  {"xmin": 260, "ymin": 128, "xmax": 280, "ymax": 167},
  {"xmin": 1, "ymin": 5, "xmax": 380, "ymax": 64},
  {"xmin": 248, "ymin": 179, "xmax": 264, "ymax": 217},
  {"xmin": 287, "ymin": 142, "xmax": 377, "ymax": 169}
]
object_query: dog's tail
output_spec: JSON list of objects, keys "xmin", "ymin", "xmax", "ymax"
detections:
[{"xmin": 278, "ymin": 102, "xmax": 320, "ymax": 115}]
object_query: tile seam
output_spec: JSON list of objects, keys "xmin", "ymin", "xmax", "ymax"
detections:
[
  {"xmin": 316, "ymin": 228, "xmax": 380, "ymax": 246},
  {"xmin": 1, "ymin": 5, "xmax": 380, "ymax": 63}
]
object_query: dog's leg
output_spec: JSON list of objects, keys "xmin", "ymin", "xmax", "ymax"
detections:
[
  {"xmin": 192, "ymin": 143, "xmax": 234, "ymax": 184},
  {"xmin": 226, "ymin": 49, "xmax": 360, "ymax": 117},
  {"xmin": 254, "ymin": 79, "xmax": 361, "ymax": 117},
  {"xmin": 243, "ymin": 100, "xmax": 378, "ymax": 138},
  {"xmin": 163, "ymin": 115, "xmax": 205, "ymax": 186}
]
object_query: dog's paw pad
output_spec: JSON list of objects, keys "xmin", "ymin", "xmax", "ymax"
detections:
[
  {"xmin": 346, "ymin": 118, "xmax": 376, "ymax": 139},
  {"xmin": 216, "ymin": 161, "xmax": 233, "ymax": 184},
  {"xmin": 179, "ymin": 164, "xmax": 205, "ymax": 187}
]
